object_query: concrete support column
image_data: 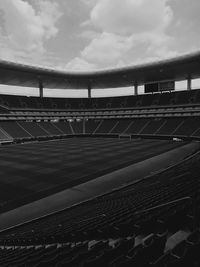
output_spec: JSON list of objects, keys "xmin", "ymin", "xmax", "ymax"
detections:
[
  {"xmin": 134, "ymin": 83, "xmax": 138, "ymax": 96},
  {"xmin": 187, "ymin": 77, "xmax": 192, "ymax": 91},
  {"xmin": 88, "ymin": 85, "xmax": 92, "ymax": 98},
  {"xmin": 83, "ymin": 119, "xmax": 86, "ymax": 134},
  {"xmin": 39, "ymin": 81, "xmax": 44, "ymax": 98}
]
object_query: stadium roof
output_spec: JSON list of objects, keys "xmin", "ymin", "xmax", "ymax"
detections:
[{"xmin": 0, "ymin": 51, "xmax": 200, "ymax": 90}]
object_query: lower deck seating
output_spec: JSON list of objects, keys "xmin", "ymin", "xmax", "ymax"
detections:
[
  {"xmin": 140, "ymin": 118, "xmax": 165, "ymax": 135},
  {"xmin": 39, "ymin": 122, "xmax": 63, "ymax": 135},
  {"xmin": 95, "ymin": 120, "xmax": 118, "ymax": 134},
  {"xmin": 54, "ymin": 122, "xmax": 73, "ymax": 134},
  {"xmin": 0, "ymin": 229, "xmax": 200, "ymax": 267},
  {"xmin": 110, "ymin": 120, "xmax": 131, "ymax": 134},
  {"xmin": 0, "ymin": 117, "xmax": 200, "ymax": 140},
  {"xmin": 156, "ymin": 118, "xmax": 183, "ymax": 136},
  {"xmin": 0, "ymin": 149, "xmax": 200, "ymax": 266},
  {"xmin": 124, "ymin": 119, "xmax": 149, "ymax": 134},
  {"xmin": 192, "ymin": 128, "xmax": 200, "ymax": 137},
  {"xmin": 71, "ymin": 121, "xmax": 83, "ymax": 134},
  {"xmin": 18, "ymin": 121, "xmax": 49, "ymax": 137},
  {"xmin": 85, "ymin": 120, "xmax": 101, "ymax": 134},
  {"xmin": 0, "ymin": 121, "xmax": 31, "ymax": 138},
  {"xmin": 0, "ymin": 128, "xmax": 12, "ymax": 141},
  {"xmin": 173, "ymin": 117, "xmax": 200, "ymax": 136}
]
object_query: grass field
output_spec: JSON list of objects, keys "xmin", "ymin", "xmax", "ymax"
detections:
[{"xmin": 0, "ymin": 138, "xmax": 184, "ymax": 210}]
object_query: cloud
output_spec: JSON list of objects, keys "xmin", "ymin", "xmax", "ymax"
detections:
[
  {"xmin": 90, "ymin": 0, "xmax": 172, "ymax": 35},
  {"xmin": 167, "ymin": 0, "xmax": 200, "ymax": 53},
  {"xmin": 81, "ymin": 32, "xmax": 132, "ymax": 65},
  {"xmin": 64, "ymin": 57, "xmax": 96, "ymax": 71},
  {"xmin": 0, "ymin": 0, "xmax": 62, "ymax": 62},
  {"xmin": 81, "ymin": 0, "xmax": 98, "ymax": 8},
  {"xmin": 69, "ymin": 0, "xmax": 175, "ymax": 70},
  {"xmin": 78, "ymin": 29, "xmax": 99, "ymax": 40}
]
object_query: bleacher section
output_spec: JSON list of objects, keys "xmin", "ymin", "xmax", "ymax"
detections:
[
  {"xmin": 0, "ymin": 89, "xmax": 200, "ymax": 111},
  {"xmin": 71, "ymin": 121, "xmax": 83, "ymax": 134},
  {"xmin": 0, "ymin": 90, "xmax": 199, "ymax": 143},
  {"xmin": 0, "ymin": 149, "xmax": 200, "ymax": 266},
  {"xmin": 16, "ymin": 122, "xmax": 47, "ymax": 138},
  {"xmin": 125, "ymin": 119, "xmax": 149, "ymax": 135},
  {"xmin": 173, "ymin": 118, "xmax": 200, "ymax": 137},
  {"xmin": 0, "ymin": 117, "xmax": 199, "ymax": 141},
  {"xmin": 95, "ymin": 120, "xmax": 117, "ymax": 134},
  {"xmin": 140, "ymin": 118, "xmax": 165, "ymax": 135},
  {"xmin": 0, "ymin": 122, "xmax": 31, "ymax": 139},
  {"xmin": 0, "ymin": 128, "xmax": 12, "ymax": 141},
  {"xmin": 110, "ymin": 120, "xmax": 130, "ymax": 134},
  {"xmin": 85, "ymin": 120, "xmax": 101, "ymax": 134},
  {"xmin": 55, "ymin": 121, "xmax": 73, "ymax": 134},
  {"xmin": 38, "ymin": 122, "xmax": 62, "ymax": 136}
]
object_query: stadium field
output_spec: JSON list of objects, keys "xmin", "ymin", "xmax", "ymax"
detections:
[{"xmin": 0, "ymin": 138, "xmax": 184, "ymax": 209}]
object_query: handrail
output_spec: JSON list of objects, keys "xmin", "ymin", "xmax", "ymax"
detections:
[
  {"xmin": 134, "ymin": 195, "xmax": 197, "ymax": 230},
  {"xmin": 134, "ymin": 196, "xmax": 192, "ymax": 215}
]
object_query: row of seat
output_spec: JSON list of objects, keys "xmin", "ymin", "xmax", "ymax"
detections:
[
  {"xmin": 0, "ymin": 121, "xmax": 73, "ymax": 140},
  {"xmin": 0, "ymin": 150, "xmax": 200, "ymax": 266},
  {"xmin": 0, "ymin": 228, "xmax": 200, "ymax": 266},
  {"xmin": 93, "ymin": 117, "xmax": 200, "ymax": 137},
  {"xmin": 0, "ymin": 117, "xmax": 200, "ymax": 140},
  {"xmin": 1, "ymin": 89, "xmax": 200, "ymax": 111}
]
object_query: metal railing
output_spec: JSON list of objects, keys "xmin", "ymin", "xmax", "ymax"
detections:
[{"xmin": 134, "ymin": 196, "xmax": 197, "ymax": 229}]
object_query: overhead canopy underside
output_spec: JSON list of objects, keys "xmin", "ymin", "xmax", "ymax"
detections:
[{"xmin": 0, "ymin": 51, "xmax": 200, "ymax": 90}]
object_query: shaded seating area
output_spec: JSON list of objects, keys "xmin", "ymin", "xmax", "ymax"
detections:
[
  {"xmin": 1, "ymin": 89, "xmax": 200, "ymax": 111},
  {"xmin": 0, "ymin": 117, "xmax": 200, "ymax": 140},
  {"xmin": 18, "ymin": 122, "xmax": 49, "ymax": 137},
  {"xmin": 0, "ymin": 150, "xmax": 200, "ymax": 266},
  {"xmin": 0, "ymin": 121, "xmax": 31, "ymax": 139}
]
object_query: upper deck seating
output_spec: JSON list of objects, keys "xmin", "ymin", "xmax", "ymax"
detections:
[
  {"xmin": 0, "ymin": 89, "xmax": 200, "ymax": 111},
  {"xmin": 158, "ymin": 92, "xmax": 175, "ymax": 106}
]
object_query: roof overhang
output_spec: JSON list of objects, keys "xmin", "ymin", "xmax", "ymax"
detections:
[{"xmin": 0, "ymin": 51, "xmax": 200, "ymax": 90}]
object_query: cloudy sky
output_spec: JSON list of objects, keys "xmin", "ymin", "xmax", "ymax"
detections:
[{"xmin": 0, "ymin": 0, "xmax": 199, "ymax": 96}]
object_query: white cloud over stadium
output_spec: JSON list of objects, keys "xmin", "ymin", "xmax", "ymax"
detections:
[
  {"xmin": 67, "ymin": 0, "xmax": 175, "ymax": 70},
  {"xmin": 0, "ymin": 0, "xmax": 61, "ymax": 64},
  {"xmin": 0, "ymin": 0, "xmax": 199, "ymax": 71}
]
